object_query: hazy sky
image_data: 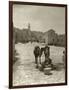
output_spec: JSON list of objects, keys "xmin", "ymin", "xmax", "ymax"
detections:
[{"xmin": 13, "ymin": 4, "xmax": 65, "ymax": 34}]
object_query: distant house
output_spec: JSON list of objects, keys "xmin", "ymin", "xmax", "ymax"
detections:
[
  {"xmin": 42, "ymin": 29, "xmax": 65, "ymax": 46},
  {"xmin": 43, "ymin": 29, "xmax": 57, "ymax": 45}
]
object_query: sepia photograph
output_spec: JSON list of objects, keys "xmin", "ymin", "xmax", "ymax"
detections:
[{"xmin": 9, "ymin": 1, "xmax": 67, "ymax": 88}]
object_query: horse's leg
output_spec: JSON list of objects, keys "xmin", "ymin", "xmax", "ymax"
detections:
[
  {"xmin": 39, "ymin": 49, "xmax": 43, "ymax": 64},
  {"xmin": 35, "ymin": 56, "xmax": 39, "ymax": 68},
  {"xmin": 39, "ymin": 56, "xmax": 41, "ymax": 64},
  {"xmin": 35, "ymin": 56, "xmax": 38, "ymax": 64}
]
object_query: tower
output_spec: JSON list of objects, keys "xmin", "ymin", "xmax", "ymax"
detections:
[{"xmin": 28, "ymin": 23, "xmax": 30, "ymax": 30}]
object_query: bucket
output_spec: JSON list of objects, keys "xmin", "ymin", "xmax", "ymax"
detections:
[{"xmin": 44, "ymin": 67, "xmax": 52, "ymax": 75}]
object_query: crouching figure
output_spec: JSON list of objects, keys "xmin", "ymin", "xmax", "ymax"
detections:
[{"xmin": 41, "ymin": 45, "xmax": 53, "ymax": 69}]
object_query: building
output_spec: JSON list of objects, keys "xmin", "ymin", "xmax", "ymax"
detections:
[
  {"xmin": 43, "ymin": 29, "xmax": 58, "ymax": 45},
  {"xmin": 42, "ymin": 29, "xmax": 65, "ymax": 46}
]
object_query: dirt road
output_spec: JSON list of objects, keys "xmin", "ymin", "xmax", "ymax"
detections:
[{"xmin": 13, "ymin": 42, "xmax": 65, "ymax": 86}]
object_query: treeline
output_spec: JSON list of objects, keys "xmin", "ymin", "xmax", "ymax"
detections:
[
  {"xmin": 13, "ymin": 27, "xmax": 43, "ymax": 44},
  {"xmin": 13, "ymin": 27, "xmax": 65, "ymax": 47}
]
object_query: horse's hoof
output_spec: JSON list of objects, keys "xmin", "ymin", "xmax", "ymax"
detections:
[
  {"xmin": 35, "ymin": 62, "xmax": 37, "ymax": 64},
  {"xmin": 35, "ymin": 65, "xmax": 39, "ymax": 69},
  {"xmin": 38, "ymin": 64, "xmax": 43, "ymax": 71}
]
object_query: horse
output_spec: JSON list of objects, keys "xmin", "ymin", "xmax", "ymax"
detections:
[
  {"xmin": 33, "ymin": 45, "xmax": 51, "ymax": 68},
  {"xmin": 33, "ymin": 46, "xmax": 41, "ymax": 65},
  {"xmin": 33, "ymin": 45, "xmax": 50, "ymax": 63}
]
